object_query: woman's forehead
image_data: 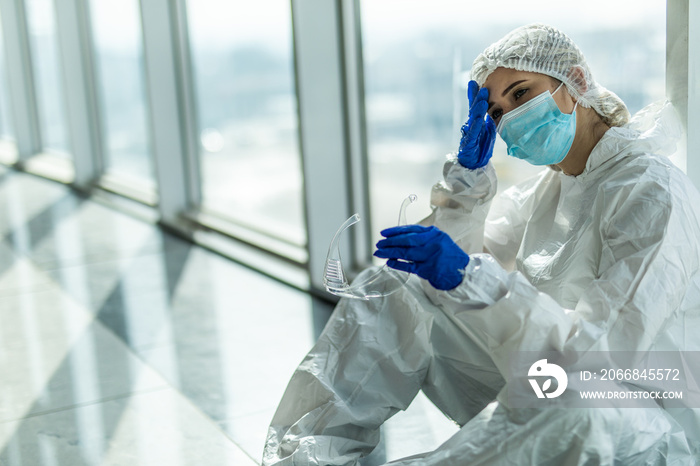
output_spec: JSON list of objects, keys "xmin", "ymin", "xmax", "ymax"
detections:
[{"xmin": 483, "ymin": 69, "xmax": 548, "ymax": 93}]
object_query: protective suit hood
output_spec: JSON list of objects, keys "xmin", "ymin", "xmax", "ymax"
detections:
[{"xmin": 574, "ymin": 101, "xmax": 683, "ymax": 181}]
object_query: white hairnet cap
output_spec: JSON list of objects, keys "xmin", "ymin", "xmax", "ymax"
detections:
[{"xmin": 470, "ymin": 23, "xmax": 630, "ymax": 127}]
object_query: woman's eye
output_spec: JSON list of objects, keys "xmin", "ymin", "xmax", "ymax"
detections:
[
  {"xmin": 491, "ymin": 109, "xmax": 503, "ymax": 121},
  {"xmin": 514, "ymin": 88, "xmax": 527, "ymax": 100}
]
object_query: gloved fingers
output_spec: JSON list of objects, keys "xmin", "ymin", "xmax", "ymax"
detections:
[
  {"xmin": 466, "ymin": 111, "xmax": 485, "ymax": 139},
  {"xmin": 379, "ymin": 224, "xmax": 431, "ymax": 237},
  {"xmin": 467, "ymin": 80, "xmax": 479, "ymax": 108},
  {"xmin": 465, "ymin": 95, "xmax": 489, "ymax": 136},
  {"xmin": 471, "ymin": 114, "xmax": 495, "ymax": 167},
  {"xmin": 460, "ymin": 85, "xmax": 490, "ymax": 165},
  {"xmin": 469, "ymin": 87, "xmax": 489, "ymax": 112},
  {"xmin": 460, "ymin": 120, "xmax": 470, "ymax": 137},
  {"xmin": 376, "ymin": 229, "xmax": 439, "ymax": 249},
  {"xmin": 468, "ymin": 97, "xmax": 489, "ymax": 122},
  {"xmin": 461, "ymin": 108, "xmax": 487, "ymax": 152},
  {"xmin": 481, "ymin": 115, "xmax": 497, "ymax": 150},
  {"xmin": 373, "ymin": 245, "xmax": 433, "ymax": 262},
  {"xmin": 385, "ymin": 259, "xmax": 417, "ymax": 274}
]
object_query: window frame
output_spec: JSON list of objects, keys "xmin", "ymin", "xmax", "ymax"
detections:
[{"xmin": 0, "ymin": 0, "xmax": 695, "ymax": 297}]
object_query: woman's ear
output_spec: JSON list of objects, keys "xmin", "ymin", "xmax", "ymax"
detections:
[{"xmin": 566, "ymin": 65, "xmax": 589, "ymax": 94}]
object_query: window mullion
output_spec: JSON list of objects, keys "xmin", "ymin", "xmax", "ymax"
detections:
[
  {"xmin": 667, "ymin": 0, "xmax": 700, "ymax": 189},
  {"xmin": 54, "ymin": 0, "xmax": 100, "ymax": 189},
  {"xmin": 170, "ymin": 0, "xmax": 201, "ymax": 209},
  {"xmin": 292, "ymin": 0, "xmax": 354, "ymax": 294},
  {"xmin": 340, "ymin": 0, "xmax": 372, "ymax": 271},
  {"xmin": 139, "ymin": 0, "xmax": 191, "ymax": 224},
  {"xmin": 0, "ymin": 0, "xmax": 40, "ymax": 161},
  {"xmin": 688, "ymin": 0, "xmax": 700, "ymax": 189}
]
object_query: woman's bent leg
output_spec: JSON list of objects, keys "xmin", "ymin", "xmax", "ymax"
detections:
[{"xmin": 263, "ymin": 272, "xmax": 435, "ymax": 466}]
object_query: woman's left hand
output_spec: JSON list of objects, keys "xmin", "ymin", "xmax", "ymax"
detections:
[{"xmin": 374, "ymin": 225, "xmax": 470, "ymax": 290}]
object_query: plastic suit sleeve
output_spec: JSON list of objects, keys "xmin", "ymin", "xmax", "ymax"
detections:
[
  {"xmin": 262, "ymin": 285, "xmax": 435, "ymax": 466},
  {"xmin": 420, "ymin": 155, "xmax": 554, "ymax": 272},
  {"xmin": 419, "ymin": 156, "xmax": 497, "ymax": 255}
]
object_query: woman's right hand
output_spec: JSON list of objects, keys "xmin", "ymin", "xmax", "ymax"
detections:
[{"xmin": 457, "ymin": 80, "xmax": 496, "ymax": 169}]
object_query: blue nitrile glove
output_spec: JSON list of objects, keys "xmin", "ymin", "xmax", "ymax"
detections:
[
  {"xmin": 374, "ymin": 225, "xmax": 470, "ymax": 290},
  {"xmin": 457, "ymin": 80, "xmax": 497, "ymax": 169}
]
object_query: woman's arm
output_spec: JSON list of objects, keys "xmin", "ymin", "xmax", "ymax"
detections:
[
  {"xmin": 419, "ymin": 157, "xmax": 497, "ymax": 254},
  {"xmin": 421, "ymin": 156, "xmax": 553, "ymax": 272}
]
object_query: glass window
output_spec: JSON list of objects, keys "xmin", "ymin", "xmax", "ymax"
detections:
[
  {"xmin": 186, "ymin": 0, "xmax": 305, "ymax": 247},
  {"xmin": 360, "ymin": 0, "xmax": 666, "ymax": 241},
  {"xmin": 25, "ymin": 0, "xmax": 71, "ymax": 155},
  {"xmin": 88, "ymin": 0, "xmax": 154, "ymax": 188}
]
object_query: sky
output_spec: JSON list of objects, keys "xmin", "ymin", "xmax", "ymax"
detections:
[
  {"xmin": 360, "ymin": 0, "xmax": 666, "ymax": 50},
  {"xmin": 31, "ymin": 0, "xmax": 665, "ymax": 55},
  {"xmin": 361, "ymin": 0, "xmax": 665, "ymax": 31}
]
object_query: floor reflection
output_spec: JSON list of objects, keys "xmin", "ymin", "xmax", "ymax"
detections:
[{"xmin": 0, "ymin": 167, "xmax": 458, "ymax": 465}]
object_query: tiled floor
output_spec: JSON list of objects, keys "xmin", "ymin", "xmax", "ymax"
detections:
[{"xmin": 0, "ymin": 165, "xmax": 458, "ymax": 465}]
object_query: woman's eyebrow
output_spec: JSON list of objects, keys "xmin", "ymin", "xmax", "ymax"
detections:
[
  {"xmin": 487, "ymin": 79, "xmax": 528, "ymax": 110},
  {"xmin": 501, "ymin": 79, "xmax": 527, "ymax": 97}
]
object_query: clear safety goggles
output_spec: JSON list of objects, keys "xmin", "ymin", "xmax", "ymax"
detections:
[{"xmin": 323, "ymin": 194, "xmax": 417, "ymax": 300}]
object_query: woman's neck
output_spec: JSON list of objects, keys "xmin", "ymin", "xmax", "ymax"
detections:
[{"xmin": 556, "ymin": 107, "xmax": 610, "ymax": 176}]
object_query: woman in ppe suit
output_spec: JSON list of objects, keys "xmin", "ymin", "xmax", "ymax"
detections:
[{"xmin": 263, "ymin": 23, "xmax": 700, "ymax": 465}]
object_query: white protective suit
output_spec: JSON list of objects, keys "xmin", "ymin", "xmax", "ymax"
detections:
[{"xmin": 263, "ymin": 101, "xmax": 700, "ymax": 465}]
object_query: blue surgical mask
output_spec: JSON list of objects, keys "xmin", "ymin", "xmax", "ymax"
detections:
[{"xmin": 496, "ymin": 83, "xmax": 578, "ymax": 166}]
